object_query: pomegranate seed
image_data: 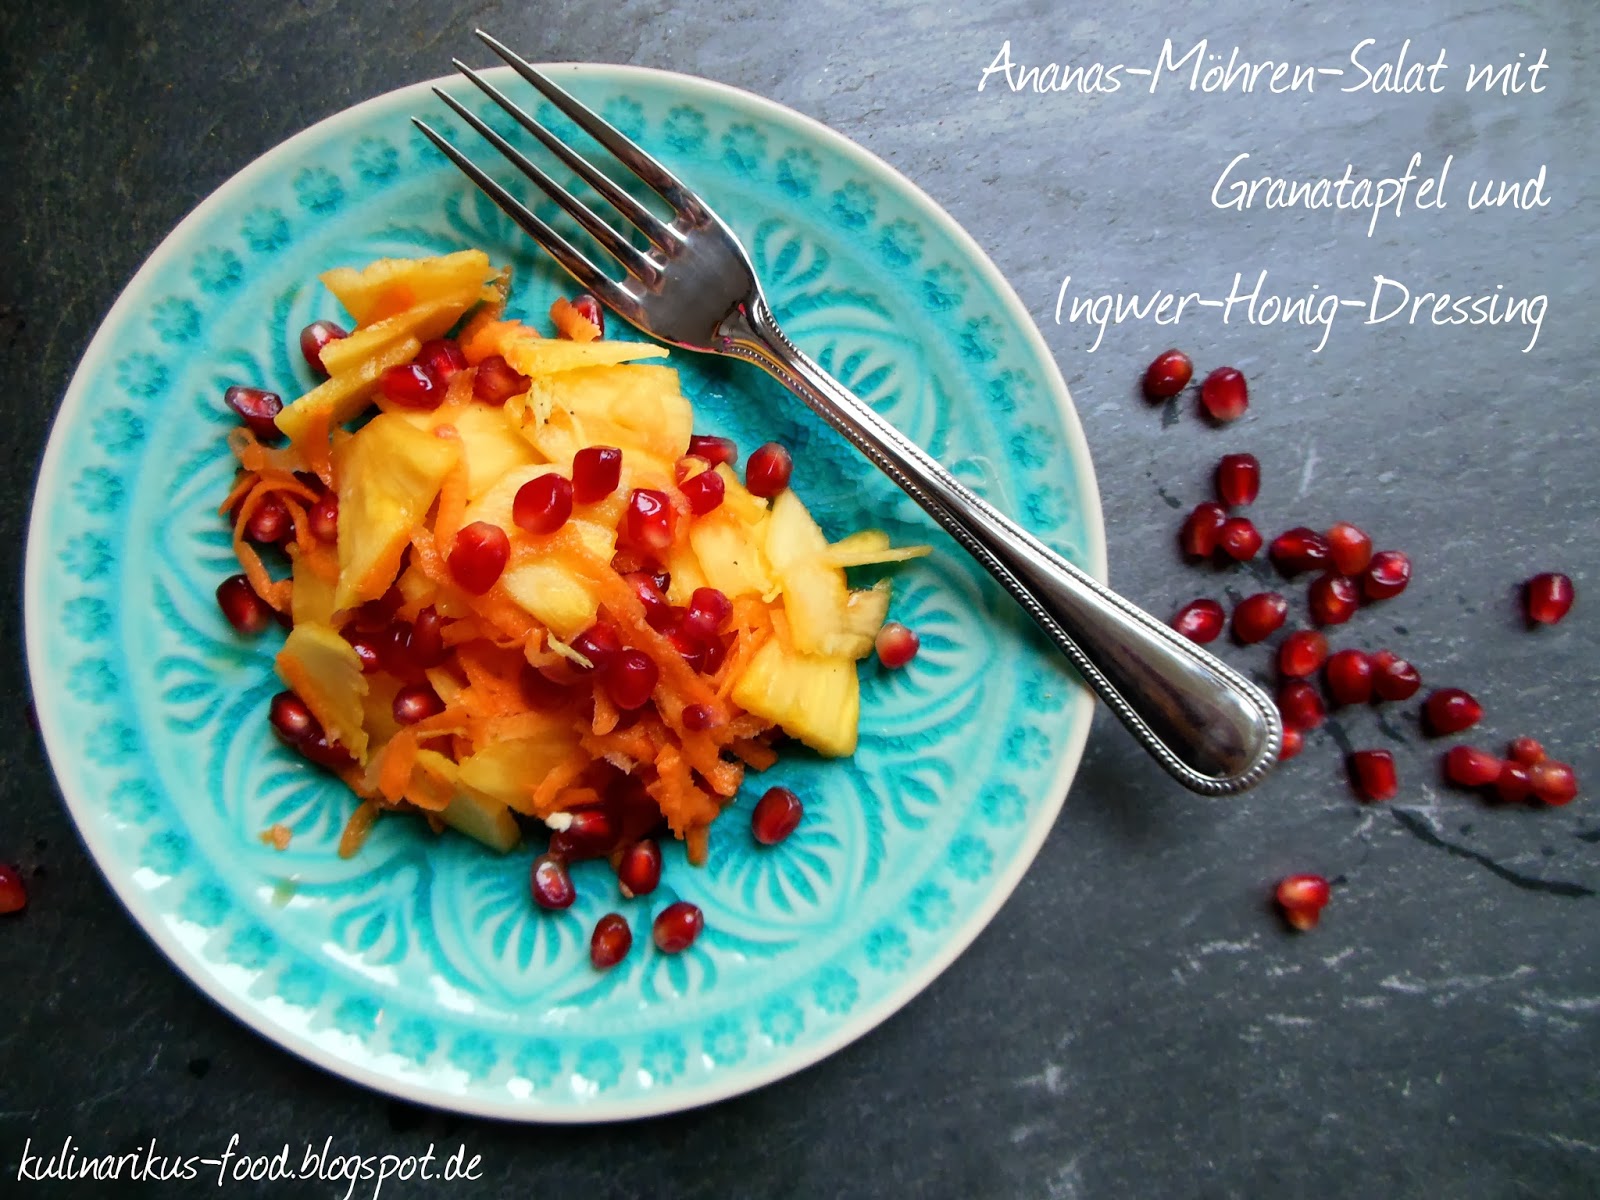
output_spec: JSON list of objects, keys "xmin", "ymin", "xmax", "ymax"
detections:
[
  {"xmin": 514, "ymin": 475, "xmax": 574, "ymax": 536},
  {"xmin": 571, "ymin": 293, "xmax": 605, "ymax": 335},
  {"xmin": 1279, "ymin": 728, "xmax": 1305, "ymax": 761},
  {"xmin": 1325, "ymin": 522, "xmax": 1373, "ymax": 576},
  {"xmin": 299, "ymin": 732, "xmax": 355, "ymax": 771},
  {"xmin": 701, "ymin": 635, "xmax": 731, "ymax": 676},
  {"xmin": 408, "ymin": 607, "xmax": 446, "ymax": 669},
  {"xmin": 1528, "ymin": 761, "xmax": 1579, "ymax": 806},
  {"xmin": 1524, "ymin": 572, "xmax": 1575, "ymax": 626},
  {"xmin": 745, "ymin": 443, "xmax": 793, "ymax": 498},
  {"xmin": 617, "ymin": 838, "xmax": 663, "ymax": 898},
  {"xmin": 347, "ymin": 633, "xmax": 383, "ymax": 674},
  {"xmin": 623, "ymin": 488, "xmax": 675, "ymax": 553},
  {"xmin": 1198, "ymin": 366, "xmax": 1248, "ymax": 421},
  {"xmin": 679, "ymin": 465, "xmax": 726, "ymax": 515},
  {"xmin": 224, "ymin": 385, "xmax": 284, "ymax": 440},
  {"xmin": 571, "ymin": 446, "xmax": 622, "ymax": 505},
  {"xmin": 606, "ymin": 649, "xmax": 660, "ymax": 710},
  {"xmin": 379, "ymin": 362, "xmax": 443, "ymax": 410},
  {"xmin": 751, "ymin": 786, "xmax": 804, "ymax": 845},
  {"xmin": 308, "ymin": 492, "xmax": 339, "ymax": 543},
  {"xmin": 1370, "ymin": 651, "xmax": 1422, "ymax": 702},
  {"xmin": 1214, "ymin": 453, "xmax": 1260, "ymax": 507},
  {"xmin": 1308, "ymin": 574, "xmax": 1360, "ymax": 626},
  {"xmin": 245, "ymin": 494, "xmax": 294, "ymax": 545},
  {"xmin": 1232, "ymin": 592, "xmax": 1288, "ymax": 644},
  {"xmin": 448, "ymin": 521, "xmax": 510, "ymax": 594},
  {"xmin": 589, "ymin": 913, "xmax": 631, "ymax": 968},
  {"xmin": 1496, "ymin": 762, "xmax": 1535, "ymax": 804},
  {"xmin": 1171, "ymin": 599, "xmax": 1225, "ymax": 644},
  {"xmin": 1444, "ymin": 745, "xmax": 1503, "ymax": 788},
  {"xmin": 417, "ymin": 338, "xmax": 468, "ymax": 381},
  {"xmin": 472, "ymin": 354, "xmax": 530, "ymax": 404},
  {"xmin": 1348, "ymin": 749, "xmax": 1399, "ymax": 802},
  {"xmin": 393, "ymin": 684, "xmax": 444, "ymax": 726},
  {"xmin": 681, "ymin": 588, "xmax": 733, "ymax": 643},
  {"xmin": 1143, "ymin": 348, "xmax": 1194, "ymax": 400},
  {"xmin": 1275, "ymin": 874, "xmax": 1330, "ymax": 932},
  {"xmin": 299, "ymin": 320, "xmax": 348, "ymax": 373},
  {"xmin": 0, "ymin": 864, "xmax": 26, "ymax": 915},
  {"xmin": 1179, "ymin": 502, "xmax": 1229, "ymax": 560},
  {"xmin": 1423, "ymin": 688, "xmax": 1483, "ymax": 737},
  {"xmin": 269, "ymin": 691, "xmax": 317, "ymax": 746},
  {"xmin": 216, "ymin": 574, "xmax": 273, "ymax": 635},
  {"xmin": 1507, "ymin": 736, "xmax": 1546, "ymax": 766},
  {"xmin": 572, "ymin": 623, "xmax": 622, "ymax": 673},
  {"xmin": 549, "ymin": 808, "xmax": 619, "ymax": 861},
  {"xmin": 1277, "ymin": 630, "xmax": 1328, "ymax": 678},
  {"xmin": 1323, "ymin": 649, "xmax": 1374, "ymax": 705},
  {"xmin": 681, "ymin": 703, "xmax": 719, "ymax": 732},
  {"xmin": 1270, "ymin": 528, "xmax": 1332, "ymax": 576},
  {"xmin": 531, "ymin": 853, "xmax": 576, "ymax": 910},
  {"xmin": 875, "ymin": 621, "xmax": 922, "ymax": 666},
  {"xmin": 652, "ymin": 901, "xmax": 704, "ymax": 953},
  {"xmin": 521, "ymin": 664, "xmax": 577, "ymax": 711},
  {"xmin": 687, "ymin": 435, "xmax": 739, "ymax": 468},
  {"xmin": 625, "ymin": 572, "xmax": 675, "ymax": 631},
  {"xmin": 1217, "ymin": 517, "xmax": 1263, "ymax": 561},
  {"xmin": 1277, "ymin": 681, "xmax": 1326, "ymax": 732},
  {"xmin": 1363, "ymin": 551, "xmax": 1412, "ymax": 601}
]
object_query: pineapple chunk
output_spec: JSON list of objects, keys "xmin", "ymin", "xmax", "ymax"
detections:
[
  {"xmin": 495, "ymin": 326, "xmax": 669, "ymax": 376},
  {"xmin": 714, "ymin": 464, "xmax": 769, "ymax": 526},
  {"xmin": 818, "ymin": 580, "xmax": 892, "ymax": 660},
  {"xmin": 360, "ymin": 674, "xmax": 404, "ymax": 748},
  {"xmin": 321, "ymin": 249, "xmax": 498, "ymax": 327},
  {"xmin": 457, "ymin": 730, "xmax": 580, "ymax": 814},
  {"xmin": 290, "ymin": 553, "xmax": 338, "ymax": 627},
  {"xmin": 332, "ymin": 413, "xmax": 461, "ymax": 609},
  {"xmin": 275, "ymin": 336, "xmax": 421, "ymax": 444},
  {"xmin": 400, "ymin": 404, "xmax": 540, "ymax": 501},
  {"xmin": 690, "ymin": 512, "xmax": 774, "ymax": 599},
  {"xmin": 765, "ymin": 489, "xmax": 850, "ymax": 656},
  {"xmin": 822, "ymin": 530, "xmax": 933, "ymax": 569},
  {"xmin": 524, "ymin": 365, "xmax": 692, "ymax": 473},
  {"xmin": 441, "ymin": 790, "xmax": 521, "ymax": 853},
  {"xmin": 731, "ymin": 638, "xmax": 859, "ymax": 757},
  {"xmin": 460, "ymin": 463, "xmax": 559, "ymax": 535},
  {"xmin": 275, "ymin": 622, "xmax": 370, "ymax": 761},
  {"xmin": 501, "ymin": 560, "xmax": 600, "ymax": 640},
  {"xmin": 317, "ymin": 293, "xmax": 485, "ymax": 377},
  {"xmin": 406, "ymin": 749, "xmax": 458, "ymax": 811},
  {"xmin": 663, "ymin": 539, "xmax": 710, "ymax": 606}
]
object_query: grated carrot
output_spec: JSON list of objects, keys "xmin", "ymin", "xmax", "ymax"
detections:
[
  {"xmin": 338, "ymin": 799, "xmax": 381, "ymax": 859},
  {"xmin": 549, "ymin": 297, "xmax": 601, "ymax": 342},
  {"xmin": 432, "ymin": 455, "xmax": 470, "ymax": 557}
]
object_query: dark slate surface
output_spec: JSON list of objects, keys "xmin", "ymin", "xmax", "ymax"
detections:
[{"xmin": 2, "ymin": 2, "xmax": 1596, "ymax": 1196}]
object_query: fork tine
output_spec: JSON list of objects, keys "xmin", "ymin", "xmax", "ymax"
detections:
[
  {"xmin": 432, "ymin": 87, "xmax": 661, "ymax": 286},
  {"xmin": 474, "ymin": 29, "xmax": 711, "ymax": 223},
  {"xmin": 411, "ymin": 119, "xmax": 634, "ymax": 311}
]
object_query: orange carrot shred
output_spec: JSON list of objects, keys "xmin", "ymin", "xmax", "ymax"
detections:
[
  {"xmin": 549, "ymin": 296, "xmax": 601, "ymax": 342},
  {"xmin": 338, "ymin": 799, "xmax": 381, "ymax": 859}
]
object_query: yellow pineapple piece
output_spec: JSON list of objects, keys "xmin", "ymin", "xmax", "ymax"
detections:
[
  {"xmin": 817, "ymin": 580, "xmax": 892, "ymax": 660},
  {"xmin": 317, "ymin": 294, "xmax": 484, "ymax": 377},
  {"xmin": 275, "ymin": 336, "xmax": 421, "ymax": 444},
  {"xmin": 822, "ymin": 530, "xmax": 933, "ymax": 569},
  {"xmin": 689, "ymin": 511, "xmax": 775, "ymax": 599},
  {"xmin": 321, "ymin": 249, "xmax": 499, "ymax": 327},
  {"xmin": 523, "ymin": 365, "xmax": 692, "ymax": 473},
  {"xmin": 406, "ymin": 749, "xmax": 458, "ymax": 811},
  {"xmin": 276, "ymin": 622, "xmax": 370, "ymax": 761},
  {"xmin": 663, "ymin": 539, "xmax": 710, "ymax": 606},
  {"xmin": 400, "ymin": 403, "xmax": 540, "ymax": 501},
  {"xmin": 360, "ymin": 674, "xmax": 404, "ymax": 748},
  {"xmin": 495, "ymin": 325, "xmax": 668, "ymax": 376},
  {"xmin": 457, "ymin": 730, "xmax": 581, "ymax": 814},
  {"xmin": 500, "ymin": 560, "xmax": 600, "ymax": 640},
  {"xmin": 441, "ymin": 790, "xmax": 521, "ymax": 852},
  {"xmin": 713, "ymin": 464, "xmax": 770, "ymax": 527},
  {"xmin": 764, "ymin": 489, "xmax": 850, "ymax": 655},
  {"xmin": 731, "ymin": 638, "xmax": 859, "ymax": 757},
  {"xmin": 289, "ymin": 552, "xmax": 338, "ymax": 627}
]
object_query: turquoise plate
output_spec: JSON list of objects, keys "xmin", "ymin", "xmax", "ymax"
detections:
[{"xmin": 25, "ymin": 65, "xmax": 1104, "ymax": 1120}]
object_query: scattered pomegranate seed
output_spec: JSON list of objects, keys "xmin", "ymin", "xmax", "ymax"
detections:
[
  {"xmin": 1507, "ymin": 736, "xmax": 1546, "ymax": 766},
  {"xmin": 1232, "ymin": 592, "xmax": 1288, "ymax": 644},
  {"xmin": 514, "ymin": 474, "xmax": 575, "ymax": 536},
  {"xmin": 745, "ymin": 443, "xmax": 793, "ymax": 498},
  {"xmin": 549, "ymin": 808, "xmax": 619, "ymax": 861},
  {"xmin": 408, "ymin": 607, "xmax": 446, "ymax": 669},
  {"xmin": 1275, "ymin": 874, "xmax": 1330, "ymax": 932},
  {"xmin": 618, "ymin": 839, "xmax": 663, "ymax": 898},
  {"xmin": 298, "ymin": 732, "xmax": 355, "ymax": 771},
  {"xmin": 1277, "ymin": 630, "xmax": 1328, "ymax": 678},
  {"xmin": 1422, "ymin": 688, "xmax": 1483, "ymax": 737},
  {"xmin": 1496, "ymin": 762, "xmax": 1535, "ymax": 804},
  {"xmin": 448, "ymin": 521, "xmax": 510, "ymax": 594},
  {"xmin": 0, "ymin": 864, "xmax": 26, "ymax": 915},
  {"xmin": 1363, "ymin": 551, "xmax": 1412, "ymax": 601},
  {"xmin": 1323, "ymin": 649, "xmax": 1374, "ymax": 705},
  {"xmin": 1171, "ymin": 599, "xmax": 1225, "ymax": 644},
  {"xmin": 687, "ymin": 435, "xmax": 739, "ymax": 468},
  {"xmin": 572, "ymin": 623, "xmax": 623, "ymax": 673},
  {"xmin": 652, "ymin": 901, "xmax": 704, "ymax": 953},
  {"xmin": 347, "ymin": 633, "xmax": 383, "ymax": 674},
  {"xmin": 589, "ymin": 913, "xmax": 631, "ymax": 968},
  {"xmin": 572, "ymin": 293, "xmax": 605, "ymax": 335},
  {"xmin": 299, "ymin": 320, "xmax": 348, "ymax": 373},
  {"xmin": 1325, "ymin": 522, "xmax": 1374, "ymax": 576},
  {"xmin": 378, "ymin": 362, "xmax": 443, "ymax": 409},
  {"xmin": 679, "ymin": 465, "xmax": 726, "ymax": 515},
  {"xmin": 1214, "ymin": 453, "xmax": 1260, "ymax": 507},
  {"xmin": 1308, "ymin": 573, "xmax": 1360, "ymax": 626},
  {"xmin": 1528, "ymin": 761, "xmax": 1579, "ymax": 806},
  {"xmin": 308, "ymin": 492, "xmax": 339, "ymax": 543},
  {"xmin": 1524, "ymin": 572, "xmax": 1575, "ymax": 626},
  {"xmin": 531, "ymin": 853, "xmax": 577, "ymax": 910},
  {"xmin": 681, "ymin": 588, "xmax": 733, "ymax": 643},
  {"xmin": 681, "ymin": 703, "xmax": 719, "ymax": 732},
  {"xmin": 417, "ymin": 338, "xmax": 468, "ymax": 381},
  {"xmin": 393, "ymin": 684, "xmax": 444, "ymax": 726},
  {"xmin": 1143, "ymin": 349, "xmax": 1194, "ymax": 399},
  {"xmin": 1348, "ymin": 749, "xmax": 1399, "ymax": 802},
  {"xmin": 572, "ymin": 446, "xmax": 622, "ymax": 504},
  {"xmin": 606, "ymin": 649, "xmax": 660, "ymax": 710},
  {"xmin": 1218, "ymin": 517, "xmax": 1263, "ymax": 561},
  {"xmin": 244, "ymin": 494, "xmax": 294, "ymax": 545},
  {"xmin": 1279, "ymin": 728, "xmax": 1305, "ymax": 761},
  {"xmin": 623, "ymin": 488, "xmax": 675, "ymax": 553},
  {"xmin": 216, "ymin": 574, "xmax": 273, "ymax": 635},
  {"xmin": 268, "ymin": 691, "xmax": 318, "ymax": 746},
  {"xmin": 1370, "ymin": 651, "xmax": 1422, "ymax": 701},
  {"xmin": 473, "ymin": 354, "xmax": 530, "ymax": 404},
  {"xmin": 1444, "ymin": 745, "xmax": 1503, "ymax": 789},
  {"xmin": 1198, "ymin": 366, "xmax": 1248, "ymax": 421},
  {"xmin": 752, "ymin": 786, "xmax": 804, "ymax": 845},
  {"xmin": 1180, "ymin": 502, "xmax": 1229, "ymax": 560},
  {"xmin": 1277, "ymin": 681, "xmax": 1327, "ymax": 732},
  {"xmin": 874, "ymin": 621, "xmax": 921, "ymax": 667},
  {"xmin": 624, "ymin": 572, "xmax": 674, "ymax": 631},
  {"xmin": 1271, "ymin": 531, "xmax": 1331, "ymax": 580},
  {"xmin": 224, "ymin": 385, "xmax": 284, "ymax": 441}
]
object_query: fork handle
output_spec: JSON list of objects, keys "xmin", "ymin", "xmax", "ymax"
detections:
[{"xmin": 718, "ymin": 296, "xmax": 1281, "ymax": 795}]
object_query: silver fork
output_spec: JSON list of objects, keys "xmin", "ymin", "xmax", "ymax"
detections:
[{"xmin": 414, "ymin": 31, "xmax": 1281, "ymax": 795}]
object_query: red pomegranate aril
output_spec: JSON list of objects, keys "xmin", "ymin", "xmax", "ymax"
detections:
[
  {"xmin": 745, "ymin": 443, "xmax": 793, "ymax": 498},
  {"xmin": 1277, "ymin": 681, "xmax": 1326, "ymax": 732},
  {"xmin": 531, "ymin": 853, "xmax": 577, "ymax": 910},
  {"xmin": 1444, "ymin": 745, "xmax": 1504, "ymax": 789},
  {"xmin": 308, "ymin": 492, "xmax": 339, "ymax": 544},
  {"xmin": 299, "ymin": 320, "xmax": 349, "ymax": 373},
  {"xmin": 590, "ymin": 913, "xmax": 631, "ymax": 968},
  {"xmin": 1309, "ymin": 573, "xmax": 1360, "ymax": 626},
  {"xmin": 378, "ymin": 362, "xmax": 443, "ymax": 410},
  {"xmin": 1218, "ymin": 516, "xmax": 1263, "ymax": 561},
  {"xmin": 408, "ymin": 606, "xmax": 446, "ymax": 669},
  {"xmin": 1423, "ymin": 688, "xmax": 1483, "ymax": 737},
  {"xmin": 1143, "ymin": 348, "xmax": 1194, "ymax": 400},
  {"xmin": 416, "ymin": 338, "xmax": 468, "ymax": 381},
  {"xmin": 448, "ymin": 521, "xmax": 510, "ymax": 594},
  {"xmin": 652, "ymin": 901, "xmax": 704, "ymax": 953},
  {"xmin": 1363, "ymin": 550, "xmax": 1412, "ymax": 601},
  {"xmin": 1232, "ymin": 592, "xmax": 1288, "ymax": 644},
  {"xmin": 299, "ymin": 731, "xmax": 355, "ymax": 771},
  {"xmin": 681, "ymin": 703, "xmax": 719, "ymax": 732},
  {"xmin": 522, "ymin": 664, "xmax": 577, "ymax": 711},
  {"xmin": 1275, "ymin": 873, "xmax": 1330, "ymax": 932},
  {"xmin": 217, "ymin": 574, "xmax": 273, "ymax": 635},
  {"xmin": 245, "ymin": 494, "xmax": 293, "ymax": 545},
  {"xmin": 1524, "ymin": 572, "xmax": 1575, "ymax": 626},
  {"xmin": 572, "ymin": 292, "xmax": 605, "ymax": 336},
  {"xmin": 1214, "ymin": 453, "xmax": 1260, "ymax": 507},
  {"xmin": 1180, "ymin": 502, "xmax": 1229, "ymax": 560},
  {"xmin": 1270, "ymin": 528, "xmax": 1332, "ymax": 576},
  {"xmin": 681, "ymin": 588, "xmax": 733, "ymax": 642},
  {"xmin": 473, "ymin": 354, "xmax": 530, "ymax": 404},
  {"xmin": 1370, "ymin": 651, "xmax": 1422, "ymax": 702},
  {"xmin": 268, "ymin": 691, "xmax": 317, "ymax": 746},
  {"xmin": 1323, "ymin": 649, "xmax": 1374, "ymax": 706},
  {"xmin": 1170, "ymin": 599, "xmax": 1225, "ymax": 644},
  {"xmin": 514, "ymin": 474, "xmax": 574, "ymax": 536},
  {"xmin": 618, "ymin": 838, "xmax": 663, "ymax": 898},
  {"xmin": 1496, "ymin": 762, "xmax": 1535, "ymax": 804},
  {"xmin": 572, "ymin": 445, "xmax": 622, "ymax": 504},
  {"xmin": 752, "ymin": 786, "xmax": 804, "ymax": 845},
  {"xmin": 687, "ymin": 435, "xmax": 739, "ymax": 468},
  {"xmin": 1507, "ymin": 736, "xmax": 1546, "ymax": 766},
  {"xmin": 224, "ymin": 385, "xmax": 284, "ymax": 441},
  {"xmin": 679, "ymin": 465, "xmax": 726, "ymax": 515},
  {"xmin": 550, "ymin": 808, "xmax": 619, "ymax": 861},
  {"xmin": 1349, "ymin": 749, "xmax": 1399, "ymax": 802},
  {"xmin": 875, "ymin": 621, "xmax": 921, "ymax": 667},
  {"xmin": 1279, "ymin": 728, "xmax": 1305, "ymax": 761},
  {"xmin": 347, "ymin": 633, "xmax": 383, "ymax": 674},
  {"xmin": 625, "ymin": 572, "xmax": 675, "ymax": 631},
  {"xmin": 1325, "ymin": 522, "xmax": 1374, "ymax": 576},
  {"xmin": 572, "ymin": 622, "xmax": 623, "ymax": 673},
  {"xmin": 393, "ymin": 683, "xmax": 444, "ymax": 726},
  {"xmin": 1528, "ymin": 761, "xmax": 1579, "ymax": 806},
  {"xmin": 0, "ymin": 864, "xmax": 26, "ymax": 915},
  {"xmin": 1199, "ymin": 366, "xmax": 1248, "ymax": 421},
  {"xmin": 1277, "ymin": 630, "xmax": 1328, "ymax": 678},
  {"xmin": 606, "ymin": 649, "xmax": 660, "ymax": 710},
  {"xmin": 624, "ymin": 488, "xmax": 675, "ymax": 553}
]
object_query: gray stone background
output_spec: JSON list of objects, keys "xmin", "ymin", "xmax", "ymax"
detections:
[{"xmin": 2, "ymin": 1, "xmax": 1595, "ymax": 1196}]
